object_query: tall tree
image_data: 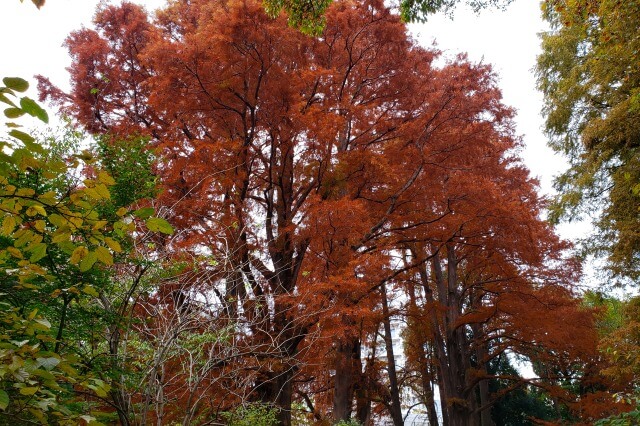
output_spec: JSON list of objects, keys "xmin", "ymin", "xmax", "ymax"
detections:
[
  {"xmin": 537, "ymin": 0, "xmax": 640, "ymax": 281},
  {"xmin": 38, "ymin": 0, "xmax": 606, "ymax": 424}
]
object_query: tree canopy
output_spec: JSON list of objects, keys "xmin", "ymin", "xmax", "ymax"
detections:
[
  {"xmin": 2, "ymin": 0, "xmax": 637, "ymax": 424},
  {"xmin": 34, "ymin": 0, "xmax": 628, "ymax": 424},
  {"xmin": 537, "ymin": 0, "xmax": 640, "ymax": 282}
]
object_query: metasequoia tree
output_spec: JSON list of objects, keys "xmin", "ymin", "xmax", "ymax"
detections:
[
  {"xmin": 39, "ymin": 0, "xmax": 601, "ymax": 424},
  {"xmin": 537, "ymin": 0, "xmax": 640, "ymax": 281}
]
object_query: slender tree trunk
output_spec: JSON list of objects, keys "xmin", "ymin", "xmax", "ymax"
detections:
[
  {"xmin": 381, "ymin": 283, "xmax": 404, "ymax": 426},
  {"xmin": 471, "ymin": 323, "xmax": 494, "ymax": 426},
  {"xmin": 356, "ymin": 338, "xmax": 376, "ymax": 426},
  {"xmin": 423, "ymin": 358, "xmax": 440, "ymax": 426}
]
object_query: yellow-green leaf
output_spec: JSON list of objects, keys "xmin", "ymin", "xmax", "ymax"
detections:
[
  {"xmin": 92, "ymin": 220, "xmax": 108, "ymax": 231},
  {"xmin": 48, "ymin": 214, "xmax": 64, "ymax": 227},
  {"xmin": 94, "ymin": 183, "xmax": 111, "ymax": 200},
  {"xmin": 6, "ymin": 246, "xmax": 23, "ymax": 259},
  {"xmin": 134, "ymin": 207, "xmax": 154, "ymax": 219},
  {"xmin": 146, "ymin": 217, "xmax": 174, "ymax": 235},
  {"xmin": 1, "ymin": 216, "xmax": 16, "ymax": 236},
  {"xmin": 52, "ymin": 230, "xmax": 71, "ymax": 244},
  {"xmin": 26, "ymin": 205, "xmax": 46, "ymax": 217},
  {"xmin": 4, "ymin": 108, "xmax": 24, "ymax": 119},
  {"xmin": 19, "ymin": 387, "xmax": 38, "ymax": 396},
  {"xmin": 104, "ymin": 237, "xmax": 122, "ymax": 253},
  {"xmin": 16, "ymin": 188, "xmax": 35, "ymax": 197},
  {"xmin": 9, "ymin": 129, "xmax": 45, "ymax": 153},
  {"xmin": 3, "ymin": 77, "xmax": 28, "ymax": 92},
  {"xmin": 97, "ymin": 171, "xmax": 116, "ymax": 186},
  {"xmin": 28, "ymin": 243, "xmax": 47, "ymax": 263},
  {"xmin": 82, "ymin": 285, "xmax": 99, "ymax": 297},
  {"xmin": 33, "ymin": 220, "xmax": 46, "ymax": 232},
  {"xmin": 69, "ymin": 246, "xmax": 88, "ymax": 265},
  {"xmin": 79, "ymin": 251, "xmax": 98, "ymax": 272},
  {"xmin": 95, "ymin": 246, "xmax": 113, "ymax": 266},
  {"xmin": 19, "ymin": 97, "xmax": 48, "ymax": 123}
]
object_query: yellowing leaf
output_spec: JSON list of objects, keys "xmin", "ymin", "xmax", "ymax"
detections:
[
  {"xmin": 14, "ymin": 230, "xmax": 34, "ymax": 247},
  {"xmin": 95, "ymin": 246, "xmax": 113, "ymax": 266},
  {"xmin": 19, "ymin": 387, "xmax": 38, "ymax": 396},
  {"xmin": 48, "ymin": 214, "xmax": 65, "ymax": 227},
  {"xmin": 83, "ymin": 187, "xmax": 101, "ymax": 200},
  {"xmin": 104, "ymin": 237, "xmax": 122, "ymax": 253},
  {"xmin": 33, "ymin": 220, "xmax": 46, "ymax": 232},
  {"xmin": 1, "ymin": 216, "xmax": 16, "ymax": 236},
  {"xmin": 116, "ymin": 207, "xmax": 128, "ymax": 217},
  {"xmin": 69, "ymin": 246, "xmax": 88, "ymax": 265},
  {"xmin": 68, "ymin": 216, "xmax": 83, "ymax": 229},
  {"xmin": 52, "ymin": 231, "xmax": 71, "ymax": 244},
  {"xmin": 82, "ymin": 285, "xmax": 99, "ymax": 297},
  {"xmin": 7, "ymin": 247, "xmax": 24, "ymax": 259},
  {"xmin": 97, "ymin": 171, "xmax": 116, "ymax": 185},
  {"xmin": 15, "ymin": 188, "xmax": 35, "ymax": 197},
  {"xmin": 94, "ymin": 183, "xmax": 111, "ymax": 200},
  {"xmin": 92, "ymin": 220, "xmax": 108, "ymax": 231},
  {"xmin": 26, "ymin": 205, "xmax": 46, "ymax": 217},
  {"xmin": 3, "ymin": 77, "xmax": 29, "ymax": 92}
]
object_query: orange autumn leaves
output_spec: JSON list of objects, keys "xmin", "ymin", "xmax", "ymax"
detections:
[{"xmin": 35, "ymin": 0, "xmax": 623, "ymax": 423}]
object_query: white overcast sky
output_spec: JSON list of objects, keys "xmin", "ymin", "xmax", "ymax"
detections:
[{"xmin": 1, "ymin": 0, "xmax": 567, "ymax": 206}]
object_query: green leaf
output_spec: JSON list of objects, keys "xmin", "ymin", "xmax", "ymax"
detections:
[
  {"xmin": 3, "ymin": 77, "xmax": 29, "ymax": 93},
  {"xmin": 9, "ymin": 129, "xmax": 45, "ymax": 153},
  {"xmin": 0, "ymin": 390, "xmax": 8, "ymax": 411},
  {"xmin": 133, "ymin": 207, "xmax": 154, "ymax": 219},
  {"xmin": 146, "ymin": 217, "xmax": 174, "ymax": 235},
  {"xmin": 31, "ymin": 369, "xmax": 55, "ymax": 381},
  {"xmin": 19, "ymin": 97, "xmax": 48, "ymax": 123}
]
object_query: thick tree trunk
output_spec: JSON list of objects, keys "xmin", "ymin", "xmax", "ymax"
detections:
[
  {"xmin": 333, "ymin": 337, "xmax": 360, "ymax": 422},
  {"xmin": 427, "ymin": 246, "xmax": 479, "ymax": 426},
  {"xmin": 257, "ymin": 371, "xmax": 294, "ymax": 426}
]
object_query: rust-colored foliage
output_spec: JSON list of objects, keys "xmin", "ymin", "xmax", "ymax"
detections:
[{"xmin": 39, "ymin": 0, "xmax": 611, "ymax": 424}]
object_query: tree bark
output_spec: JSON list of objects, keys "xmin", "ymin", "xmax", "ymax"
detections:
[
  {"xmin": 381, "ymin": 283, "xmax": 404, "ymax": 426},
  {"xmin": 334, "ymin": 337, "xmax": 360, "ymax": 422}
]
